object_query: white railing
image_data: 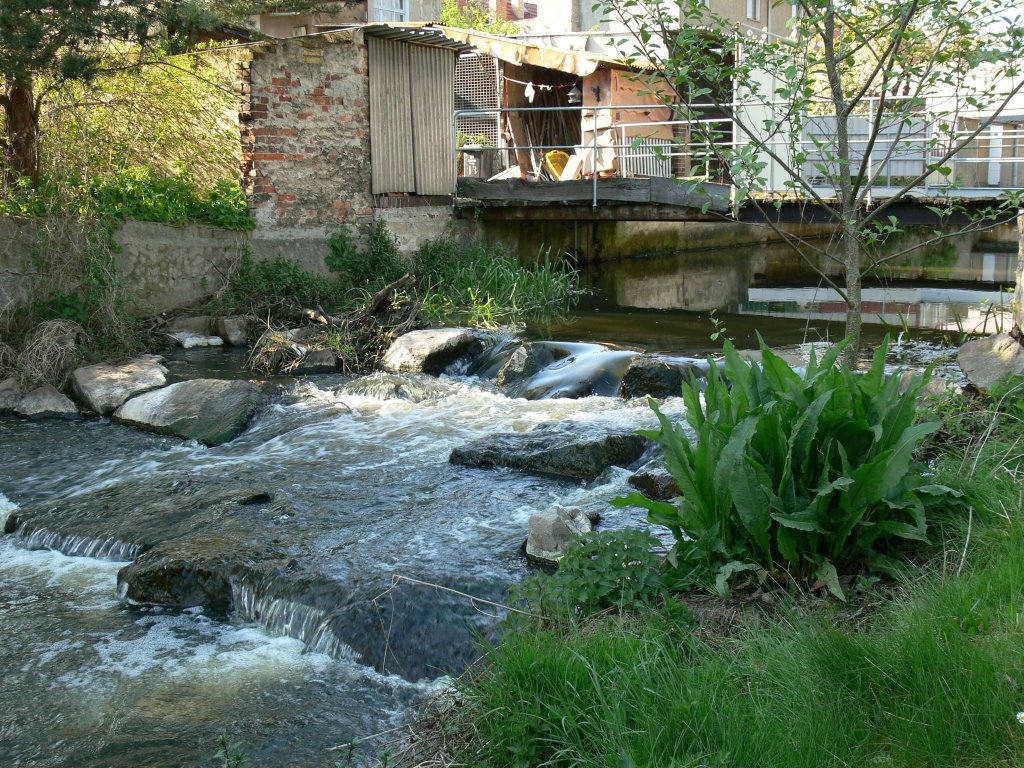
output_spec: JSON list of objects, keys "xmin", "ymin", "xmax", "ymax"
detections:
[{"xmin": 452, "ymin": 101, "xmax": 1024, "ymax": 206}]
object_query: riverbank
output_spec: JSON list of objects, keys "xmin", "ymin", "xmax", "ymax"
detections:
[{"xmin": 426, "ymin": 371, "xmax": 1024, "ymax": 768}]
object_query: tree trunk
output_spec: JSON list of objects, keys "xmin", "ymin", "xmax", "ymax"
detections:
[
  {"xmin": 2, "ymin": 78, "xmax": 39, "ymax": 187},
  {"xmin": 842, "ymin": 228, "xmax": 863, "ymax": 368}
]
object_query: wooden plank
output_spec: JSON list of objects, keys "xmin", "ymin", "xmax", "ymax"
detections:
[
  {"xmin": 459, "ymin": 203, "xmax": 721, "ymax": 223},
  {"xmin": 458, "ymin": 177, "xmax": 653, "ymax": 204},
  {"xmin": 457, "ymin": 176, "xmax": 732, "ymax": 213},
  {"xmin": 648, "ymin": 177, "xmax": 731, "ymax": 212}
]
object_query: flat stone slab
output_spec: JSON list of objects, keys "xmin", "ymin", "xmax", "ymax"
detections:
[
  {"xmin": 170, "ymin": 331, "xmax": 224, "ymax": 349},
  {"xmin": 113, "ymin": 378, "xmax": 265, "ymax": 446},
  {"xmin": 14, "ymin": 384, "xmax": 79, "ymax": 420},
  {"xmin": 71, "ymin": 356, "xmax": 168, "ymax": 416},
  {"xmin": 450, "ymin": 423, "xmax": 650, "ymax": 481},
  {"xmin": 381, "ymin": 328, "xmax": 483, "ymax": 375},
  {"xmin": 958, "ymin": 333, "xmax": 1024, "ymax": 392}
]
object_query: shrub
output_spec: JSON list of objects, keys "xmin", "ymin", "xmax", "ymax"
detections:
[
  {"xmin": 618, "ymin": 338, "xmax": 964, "ymax": 599},
  {"xmin": 514, "ymin": 528, "xmax": 670, "ymax": 620},
  {"xmin": 326, "ymin": 221, "xmax": 407, "ymax": 288},
  {"xmin": 217, "ymin": 249, "xmax": 344, "ymax": 314}
]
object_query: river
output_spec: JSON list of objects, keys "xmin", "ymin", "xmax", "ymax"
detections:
[{"xmin": 0, "ymin": 239, "xmax": 1013, "ymax": 766}]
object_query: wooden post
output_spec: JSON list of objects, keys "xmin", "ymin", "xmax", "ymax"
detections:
[{"xmin": 1016, "ymin": 209, "xmax": 1024, "ymax": 333}]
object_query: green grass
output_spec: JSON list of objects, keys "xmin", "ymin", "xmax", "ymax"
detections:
[
  {"xmin": 459, "ymin": 422, "xmax": 1024, "ymax": 768},
  {"xmin": 414, "ymin": 238, "xmax": 580, "ymax": 325}
]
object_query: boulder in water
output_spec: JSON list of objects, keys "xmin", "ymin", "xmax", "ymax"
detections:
[
  {"xmin": 450, "ymin": 423, "xmax": 650, "ymax": 481},
  {"xmin": 118, "ymin": 533, "xmax": 293, "ymax": 615},
  {"xmin": 113, "ymin": 378, "xmax": 265, "ymax": 446},
  {"xmin": 620, "ymin": 356, "xmax": 704, "ymax": 399},
  {"xmin": 213, "ymin": 316, "xmax": 252, "ymax": 347},
  {"xmin": 70, "ymin": 356, "xmax": 168, "ymax": 416},
  {"xmin": 628, "ymin": 460, "xmax": 681, "ymax": 501},
  {"xmin": 15, "ymin": 384, "xmax": 79, "ymax": 420},
  {"xmin": 0, "ymin": 377, "xmax": 21, "ymax": 413},
  {"xmin": 381, "ymin": 328, "xmax": 483, "ymax": 375},
  {"xmin": 525, "ymin": 505, "xmax": 593, "ymax": 565},
  {"xmin": 289, "ymin": 349, "xmax": 339, "ymax": 375},
  {"xmin": 496, "ymin": 343, "xmax": 559, "ymax": 389},
  {"xmin": 958, "ymin": 333, "xmax": 1024, "ymax": 392}
]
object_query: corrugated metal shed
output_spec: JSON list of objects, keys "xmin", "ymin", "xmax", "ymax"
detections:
[
  {"xmin": 410, "ymin": 44, "xmax": 455, "ymax": 195},
  {"xmin": 368, "ymin": 36, "xmax": 416, "ymax": 194},
  {"xmin": 368, "ymin": 31, "xmax": 457, "ymax": 195}
]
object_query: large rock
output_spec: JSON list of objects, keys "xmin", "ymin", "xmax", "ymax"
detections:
[
  {"xmin": 496, "ymin": 343, "xmax": 560, "ymax": 388},
  {"xmin": 70, "ymin": 356, "xmax": 168, "ymax": 416},
  {"xmin": 525, "ymin": 505, "xmax": 593, "ymax": 565},
  {"xmin": 213, "ymin": 316, "xmax": 252, "ymax": 347},
  {"xmin": 450, "ymin": 423, "xmax": 650, "ymax": 481},
  {"xmin": 14, "ymin": 384, "xmax": 79, "ymax": 419},
  {"xmin": 958, "ymin": 333, "xmax": 1024, "ymax": 392},
  {"xmin": 0, "ymin": 377, "xmax": 21, "ymax": 413},
  {"xmin": 628, "ymin": 460, "xmax": 682, "ymax": 501},
  {"xmin": 118, "ymin": 533, "xmax": 292, "ymax": 615},
  {"xmin": 620, "ymin": 356, "xmax": 704, "ymax": 399},
  {"xmin": 113, "ymin": 378, "xmax": 265, "ymax": 446},
  {"xmin": 289, "ymin": 349, "xmax": 338, "ymax": 375},
  {"xmin": 381, "ymin": 328, "xmax": 483, "ymax": 375},
  {"xmin": 165, "ymin": 315, "xmax": 211, "ymax": 334}
]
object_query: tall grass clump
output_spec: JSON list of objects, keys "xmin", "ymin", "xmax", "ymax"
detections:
[{"xmin": 414, "ymin": 237, "xmax": 579, "ymax": 325}]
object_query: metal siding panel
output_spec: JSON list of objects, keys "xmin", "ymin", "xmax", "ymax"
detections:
[
  {"xmin": 369, "ymin": 36, "xmax": 415, "ymax": 194},
  {"xmin": 410, "ymin": 45, "xmax": 455, "ymax": 196}
]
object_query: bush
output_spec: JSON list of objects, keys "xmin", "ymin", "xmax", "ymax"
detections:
[
  {"xmin": 618, "ymin": 338, "xmax": 963, "ymax": 599},
  {"xmin": 217, "ymin": 249, "xmax": 344, "ymax": 314},
  {"xmin": 326, "ymin": 221, "xmax": 407, "ymax": 288},
  {"xmin": 514, "ymin": 528, "xmax": 670, "ymax": 620}
]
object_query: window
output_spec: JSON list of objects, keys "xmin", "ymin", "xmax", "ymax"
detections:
[
  {"xmin": 374, "ymin": 0, "xmax": 408, "ymax": 22},
  {"xmin": 747, "ymin": 0, "xmax": 761, "ymax": 21}
]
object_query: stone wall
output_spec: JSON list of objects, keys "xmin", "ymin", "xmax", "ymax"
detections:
[{"xmin": 241, "ymin": 31, "xmax": 374, "ymax": 237}]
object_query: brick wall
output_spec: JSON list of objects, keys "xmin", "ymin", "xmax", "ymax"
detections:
[{"xmin": 240, "ymin": 31, "xmax": 374, "ymax": 235}]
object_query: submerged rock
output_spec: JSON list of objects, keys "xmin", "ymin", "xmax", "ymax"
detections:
[
  {"xmin": 0, "ymin": 377, "xmax": 22, "ymax": 413},
  {"xmin": 113, "ymin": 378, "xmax": 265, "ymax": 446},
  {"xmin": 381, "ymin": 328, "xmax": 483, "ymax": 375},
  {"xmin": 620, "ymin": 356, "xmax": 705, "ymax": 399},
  {"xmin": 628, "ymin": 460, "xmax": 682, "ymax": 501},
  {"xmin": 958, "ymin": 333, "xmax": 1024, "ymax": 392},
  {"xmin": 70, "ymin": 356, "xmax": 168, "ymax": 416},
  {"xmin": 525, "ymin": 505, "xmax": 593, "ymax": 565},
  {"xmin": 3, "ymin": 477, "xmax": 274, "ymax": 559},
  {"xmin": 14, "ymin": 384, "xmax": 79, "ymax": 420},
  {"xmin": 118, "ymin": 533, "xmax": 294, "ymax": 616},
  {"xmin": 516, "ymin": 346, "xmax": 638, "ymax": 400},
  {"xmin": 450, "ymin": 423, "xmax": 649, "ymax": 481}
]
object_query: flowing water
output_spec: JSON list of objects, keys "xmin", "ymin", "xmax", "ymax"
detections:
[{"xmin": 1, "ymin": 237, "xmax": 1015, "ymax": 767}]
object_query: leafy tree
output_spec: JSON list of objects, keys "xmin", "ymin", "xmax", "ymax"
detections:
[
  {"xmin": 600, "ymin": 0, "xmax": 1024, "ymax": 362},
  {"xmin": 441, "ymin": 0, "xmax": 520, "ymax": 35},
  {"xmin": 0, "ymin": 1, "xmax": 163, "ymax": 186}
]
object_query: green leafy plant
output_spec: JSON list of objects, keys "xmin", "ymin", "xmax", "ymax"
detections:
[
  {"xmin": 617, "ymin": 337, "xmax": 964, "ymax": 599},
  {"xmin": 218, "ymin": 248, "xmax": 343, "ymax": 314},
  {"xmin": 514, "ymin": 528, "xmax": 671, "ymax": 619},
  {"xmin": 327, "ymin": 221, "xmax": 407, "ymax": 288}
]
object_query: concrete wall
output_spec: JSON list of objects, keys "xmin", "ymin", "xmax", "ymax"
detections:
[{"xmin": 0, "ymin": 217, "xmax": 246, "ymax": 314}]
